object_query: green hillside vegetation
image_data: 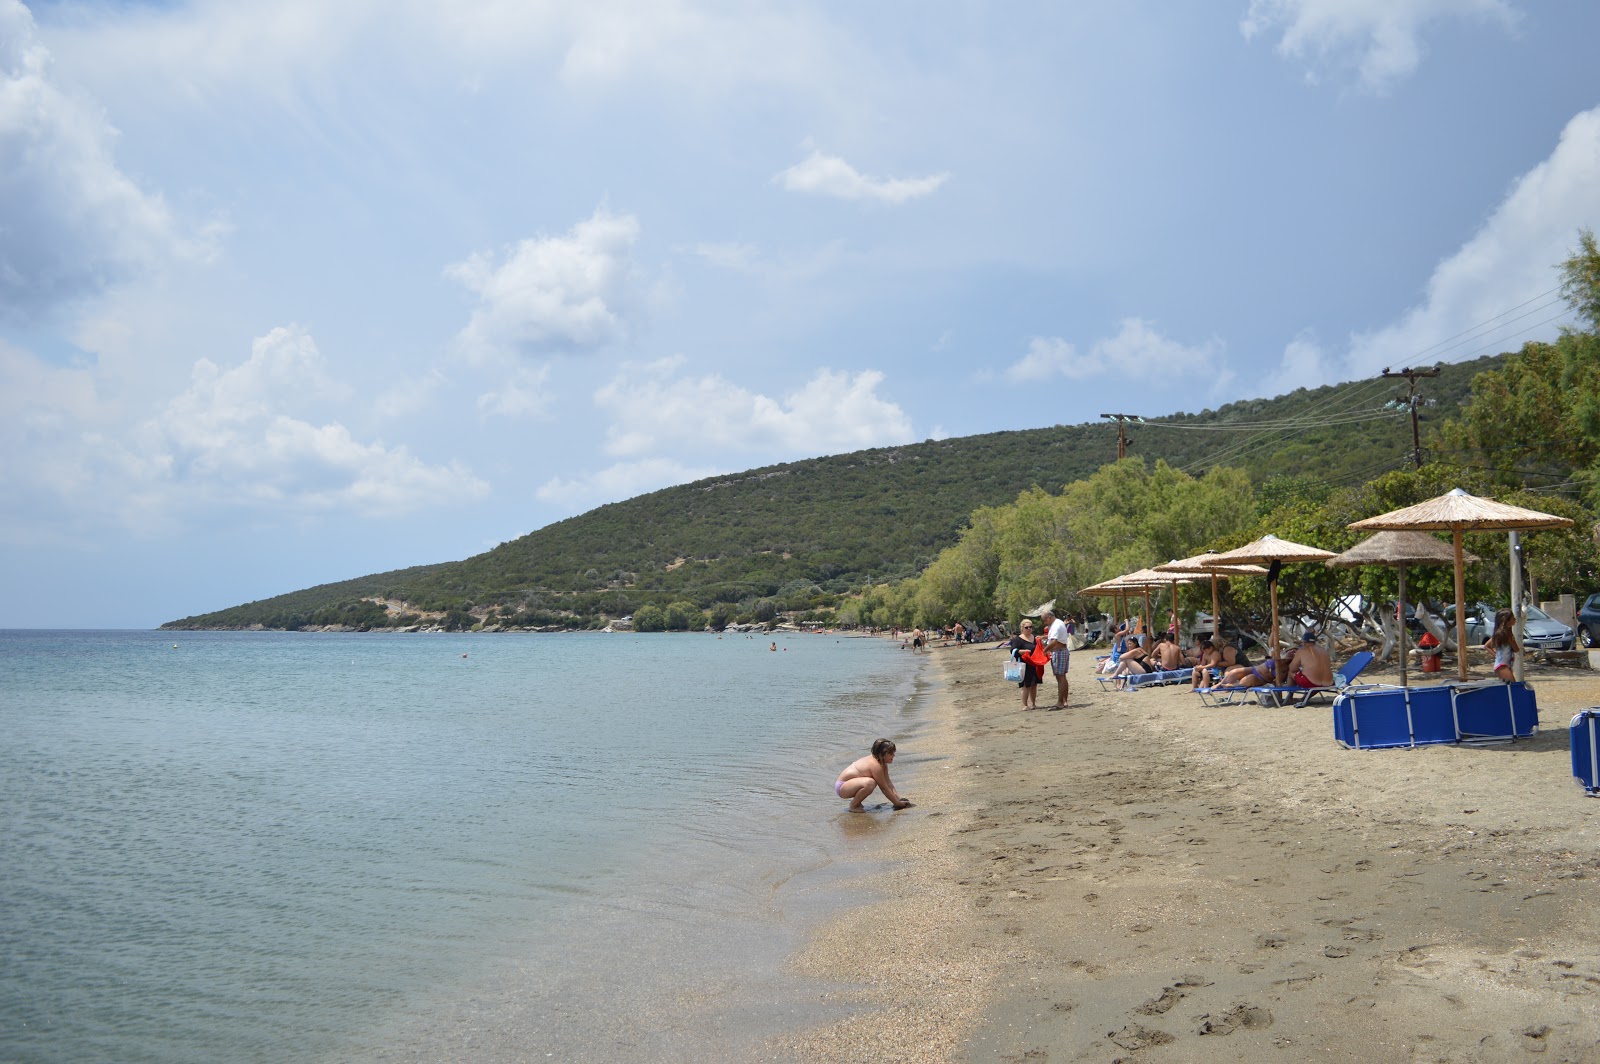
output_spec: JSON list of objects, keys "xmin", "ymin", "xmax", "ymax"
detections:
[
  {"xmin": 162, "ymin": 354, "xmax": 1506, "ymax": 632},
  {"xmin": 868, "ymin": 233, "xmax": 1600, "ymax": 637}
]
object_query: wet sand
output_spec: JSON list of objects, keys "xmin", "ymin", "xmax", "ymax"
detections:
[{"xmin": 779, "ymin": 644, "xmax": 1600, "ymax": 1062}]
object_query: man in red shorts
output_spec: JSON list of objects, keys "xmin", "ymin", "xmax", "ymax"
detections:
[{"xmin": 1283, "ymin": 631, "xmax": 1334, "ymax": 689}]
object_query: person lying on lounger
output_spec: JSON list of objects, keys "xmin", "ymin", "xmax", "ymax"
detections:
[{"xmin": 1216, "ymin": 657, "xmax": 1278, "ymax": 690}]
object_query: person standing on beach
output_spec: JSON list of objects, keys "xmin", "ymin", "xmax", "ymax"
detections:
[
  {"xmin": 1485, "ymin": 608, "xmax": 1520, "ymax": 682},
  {"xmin": 835, "ymin": 739, "xmax": 912, "ymax": 811},
  {"xmin": 1041, "ymin": 607, "xmax": 1071, "ymax": 709},
  {"xmin": 1009, "ymin": 620, "xmax": 1043, "ymax": 709}
]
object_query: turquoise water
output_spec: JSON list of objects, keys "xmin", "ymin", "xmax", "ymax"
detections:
[{"xmin": 0, "ymin": 630, "xmax": 928, "ymax": 1063}]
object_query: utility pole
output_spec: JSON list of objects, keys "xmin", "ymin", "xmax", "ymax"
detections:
[
  {"xmin": 1382, "ymin": 366, "xmax": 1440, "ymax": 469},
  {"xmin": 1101, "ymin": 413, "xmax": 1144, "ymax": 459}
]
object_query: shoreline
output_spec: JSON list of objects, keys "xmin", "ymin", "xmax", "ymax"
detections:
[{"xmin": 779, "ymin": 642, "xmax": 1600, "ymax": 1061}]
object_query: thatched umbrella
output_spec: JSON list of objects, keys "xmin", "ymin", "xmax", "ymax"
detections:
[
  {"xmin": 1349, "ymin": 489, "xmax": 1573, "ymax": 681},
  {"xmin": 1197, "ymin": 535, "xmax": 1337, "ymax": 665},
  {"xmin": 1079, "ymin": 578, "xmax": 1130, "ymax": 637},
  {"xmin": 1325, "ymin": 530, "xmax": 1480, "ymax": 687},
  {"xmin": 1154, "ymin": 552, "xmax": 1270, "ymax": 643},
  {"xmin": 1111, "ymin": 568, "xmax": 1198, "ymax": 639}
]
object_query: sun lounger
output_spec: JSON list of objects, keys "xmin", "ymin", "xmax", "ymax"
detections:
[
  {"xmin": 1334, "ymin": 679, "xmax": 1538, "ymax": 750},
  {"xmin": 1572, "ymin": 709, "xmax": 1600, "ymax": 796},
  {"xmin": 1245, "ymin": 651, "xmax": 1375, "ymax": 708}
]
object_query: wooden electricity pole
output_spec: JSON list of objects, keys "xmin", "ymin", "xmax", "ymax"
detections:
[
  {"xmin": 1382, "ymin": 367, "xmax": 1440, "ymax": 469},
  {"xmin": 1101, "ymin": 413, "xmax": 1143, "ymax": 459}
]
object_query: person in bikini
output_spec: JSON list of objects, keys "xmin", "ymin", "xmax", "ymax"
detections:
[
  {"xmin": 1219, "ymin": 657, "xmax": 1277, "ymax": 690},
  {"xmin": 835, "ymin": 738, "xmax": 912, "ymax": 812}
]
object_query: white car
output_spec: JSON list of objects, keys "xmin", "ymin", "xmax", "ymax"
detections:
[{"xmin": 1448, "ymin": 603, "xmax": 1574, "ymax": 652}]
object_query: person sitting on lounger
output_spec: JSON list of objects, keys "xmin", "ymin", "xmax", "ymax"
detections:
[
  {"xmin": 1218, "ymin": 657, "xmax": 1277, "ymax": 690},
  {"xmin": 1283, "ymin": 631, "xmax": 1334, "ymax": 689},
  {"xmin": 1189, "ymin": 640, "xmax": 1222, "ymax": 689},
  {"xmin": 1151, "ymin": 632, "xmax": 1183, "ymax": 672}
]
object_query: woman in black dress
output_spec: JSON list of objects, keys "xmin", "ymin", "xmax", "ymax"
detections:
[{"xmin": 1009, "ymin": 619, "xmax": 1043, "ymax": 710}]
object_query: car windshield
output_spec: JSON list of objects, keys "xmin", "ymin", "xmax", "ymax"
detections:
[{"xmin": 1523, "ymin": 605, "xmax": 1553, "ymax": 622}]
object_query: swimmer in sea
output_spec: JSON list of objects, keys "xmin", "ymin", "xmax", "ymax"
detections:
[{"xmin": 834, "ymin": 738, "xmax": 912, "ymax": 812}]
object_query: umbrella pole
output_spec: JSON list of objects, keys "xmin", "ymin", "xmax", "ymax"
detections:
[
  {"xmin": 1269, "ymin": 575, "xmax": 1280, "ymax": 667},
  {"xmin": 1453, "ymin": 530, "xmax": 1469, "ymax": 682},
  {"xmin": 1143, "ymin": 588, "xmax": 1152, "ymax": 640},
  {"xmin": 1397, "ymin": 562, "xmax": 1409, "ymax": 688},
  {"xmin": 1211, "ymin": 575, "xmax": 1221, "ymax": 643},
  {"xmin": 1170, "ymin": 579, "xmax": 1179, "ymax": 641}
]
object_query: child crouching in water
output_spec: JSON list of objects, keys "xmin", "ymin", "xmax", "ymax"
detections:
[{"xmin": 835, "ymin": 738, "xmax": 913, "ymax": 812}]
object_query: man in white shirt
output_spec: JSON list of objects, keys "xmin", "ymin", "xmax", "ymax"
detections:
[{"xmin": 1041, "ymin": 607, "xmax": 1071, "ymax": 709}]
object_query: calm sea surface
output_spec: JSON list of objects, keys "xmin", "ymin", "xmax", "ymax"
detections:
[{"xmin": 0, "ymin": 630, "xmax": 929, "ymax": 1063}]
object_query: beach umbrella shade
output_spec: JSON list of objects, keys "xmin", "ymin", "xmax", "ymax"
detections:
[
  {"xmin": 1110, "ymin": 568, "xmax": 1198, "ymax": 641},
  {"xmin": 1325, "ymin": 530, "xmax": 1480, "ymax": 687},
  {"xmin": 1349, "ymin": 488, "xmax": 1574, "ymax": 681},
  {"xmin": 1154, "ymin": 552, "xmax": 1270, "ymax": 642},
  {"xmin": 1198, "ymin": 535, "xmax": 1337, "ymax": 665}
]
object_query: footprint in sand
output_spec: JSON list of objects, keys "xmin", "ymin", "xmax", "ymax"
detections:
[
  {"xmin": 1135, "ymin": 986, "xmax": 1185, "ymax": 1015},
  {"xmin": 1324, "ymin": 945, "xmax": 1353, "ymax": 958},
  {"xmin": 1109, "ymin": 1023, "xmax": 1175, "ymax": 1050},
  {"xmin": 1197, "ymin": 1005, "xmax": 1274, "ymax": 1036},
  {"xmin": 1255, "ymin": 932, "xmax": 1290, "ymax": 949}
]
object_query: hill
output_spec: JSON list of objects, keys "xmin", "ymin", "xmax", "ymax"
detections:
[{"xmin": 162, "ymin": 355, "xmax": 1497, "ymax": 630}]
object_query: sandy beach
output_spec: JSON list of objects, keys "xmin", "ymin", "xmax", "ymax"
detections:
[{"xmin": 780, "ymin": 644, "xmax": 1600, "ymax": 1062}]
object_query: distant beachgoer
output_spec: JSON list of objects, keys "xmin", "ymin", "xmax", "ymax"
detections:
[
  {"xmin": 1009, "ymin": 620, "xmax": 1043, "ymax": 709},
  {"xmin": 770, "ymin": 642, "xmax": 778, "ymax": 652},
  {"xmin": 1485, "ymin": 608, "xmax": 1520, "ymax": 682},
  {"xmin": 1041, "ymin": 607, "xmax": 1071, "ymax": 709},
  {"xmin": 835, "ymin": 738, "xmax": 912, "ymax": 811}
]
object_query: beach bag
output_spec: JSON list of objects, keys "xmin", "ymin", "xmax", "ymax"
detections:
[{"xmin": 1003, "ymin": 660, "xmax": 1024, "ymax": 683}]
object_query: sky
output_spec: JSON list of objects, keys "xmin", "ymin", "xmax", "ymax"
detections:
[{"xmin": 3, "ymin": 0, "xmax": 1599, "ymax": 628}]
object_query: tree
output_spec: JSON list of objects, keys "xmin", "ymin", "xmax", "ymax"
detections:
[
  {"xmin": 632, "ymin": 604, "xmax": 665, "ymax": 632},
  {"xmin": 1560, "ymin": 227, "xmax": 1600, "ymax": 331}
]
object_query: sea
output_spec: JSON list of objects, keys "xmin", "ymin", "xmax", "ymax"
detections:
[{"xmin": 0, "ymin": 629, "xmax": 931, "ymax": 1064}]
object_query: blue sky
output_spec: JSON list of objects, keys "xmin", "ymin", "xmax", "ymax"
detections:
[{"xmin": 3, "ymin": 0, "xmax": 1598, "ymax": 627}]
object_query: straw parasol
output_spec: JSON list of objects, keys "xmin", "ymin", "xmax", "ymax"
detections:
[
  {"xmin": 1111, "ymin": 568, "xmax": 1198, "ymax": 638},
  {"xmin": 1198, "ymin": 534, "xmax": 1337, "ymax": 665},
  {"xmin": 1325, "ymin": 530, "xmax": 1479, "ymax": 687},
  {"xmin": 1349, "ymin": 488, "xmax": 1574, "ymax": 681},
  {"xmin": 1154, "ymin": 552, "xmax": 1270, "ymax": 643}
]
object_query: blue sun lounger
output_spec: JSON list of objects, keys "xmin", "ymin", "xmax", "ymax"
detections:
[
  {"xmin": 1198, "ymin": 651, "xmax": 1374, "ymax": 708},
  {"xmin": 1245, "ymin": 651, "xmax": 1375, "ymax": 708},
  {"xmin": 1333, "ymin": 680, "xmax": 1538, "ymax": 750},
  {"xmin": 1572, "ymin": 709, "xmax": 1600, "ymax": 796}
]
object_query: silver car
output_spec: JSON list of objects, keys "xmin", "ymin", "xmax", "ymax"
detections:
[{"xmin": 1450, "ymin": 603, "xmax": 1574, "ymax": 651}]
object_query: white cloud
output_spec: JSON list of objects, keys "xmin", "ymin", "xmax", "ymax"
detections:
[
  {"xmin": 1240, "ymin": 0, "xmax": 1519, "ymax": 91},
  {"xmin": 140, "ymin": 326, "xmax": 487, "ymax": 517},
  {"xmin": 774, "ymin": 150, "xmax": 948, "ymax": 205},
  {"xmin": 595, "ymin": 356, "xmax": 914, "ymax": 458},
  {"xmin": 536, "ymin": 456, "xmax": 724, "ymax": 511},
  {"xmin": 0, "ymin": 0, "xmax": 211, "ymax": 321},
  {"xmin": 1260, "ymin": 330, "xmax": 1327, "ymax": 397},
  {"xmin": 447, "ymin": 206, "xmax": 643, "ymax": 362},
  {"xmin": 477, "ymin": 365, "xmax": 552, "ymax": 418},
  {"xmin": 691, "ymin": 241, "xmax": 760, "ymax": 271},
  {"xmin": 1337, "ymin": 104, "xmax": 1600, "ymax": 379},
  {"xmin": 1006, "ymin": 321, "xmax": 1223, "ymax": 383}
]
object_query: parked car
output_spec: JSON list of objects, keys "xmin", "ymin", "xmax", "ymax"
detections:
[
  {"xmin": 1578, "ymin": 594, "xmax": 1600, "ymax": 649},
  {"xmin": 1446, "ymin": 602, "xmax": 1575, "ymax": 652}
]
